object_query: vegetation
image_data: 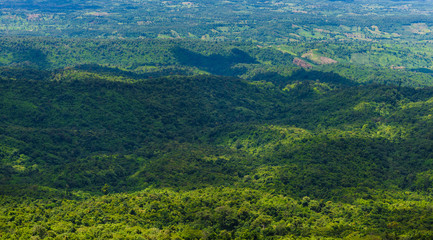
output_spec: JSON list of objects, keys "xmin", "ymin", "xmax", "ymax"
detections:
[
  {"xmin": 2, "ymin": 62, "xmax": 433, "ymax": 238},
  {"xmin": 2, "ymin": 187, "xmax": 433, "ymax": 239},
  {"xmin": 2, "ymin": 37, "xmax": 433, "ymax": 88},
  {"xmin": 2, "ymin": 0, "xmax": 433, "ymax": 239}
]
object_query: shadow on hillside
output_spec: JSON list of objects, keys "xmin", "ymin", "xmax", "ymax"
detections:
[
  {"xmin": 251, "ymin": 69, "xmax": 358, "ymax": 88},
  {"xmin": 8, "ymin": 47, "xmax": 51, "ymax": 69},
  {"xmin": 172, "ymin": 47, "xmax": 258, "ymax": 76}
]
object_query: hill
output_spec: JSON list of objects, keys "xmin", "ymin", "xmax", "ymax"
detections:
[
  {"xmin": 2, "ymin": 66, "xmax": 433, "ymax": 238},
  {"xmin": 2, "ymin": 37, "xmax": 433, "ymax": 89}
]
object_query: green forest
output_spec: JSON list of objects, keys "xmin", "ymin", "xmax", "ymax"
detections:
[
  {"xmin": 2, "ymin": 0, "xmax": 433, "ymax": 239},
  {"xmin": 2, "ymin": 38, "xmax": 433, "ymax": 238}
]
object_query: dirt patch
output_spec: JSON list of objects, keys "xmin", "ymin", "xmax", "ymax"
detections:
[{"xmin": 293, "ymin": 58, "xmax": 312, "ymax": 69}]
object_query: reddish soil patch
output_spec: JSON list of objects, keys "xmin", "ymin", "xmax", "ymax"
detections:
[{"xmin": 293, "ymin": 58, "xmax": 312, "ymax": 69}]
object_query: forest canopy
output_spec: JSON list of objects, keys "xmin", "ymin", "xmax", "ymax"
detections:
[{"xmin": 2, "ymin": 0, "xmax": 433, "ymax": 239}]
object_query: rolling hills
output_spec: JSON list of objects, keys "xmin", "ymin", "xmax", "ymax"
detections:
[{"xmin": 2, "ymin": 60, "xmax": 433, "ymax": 238}]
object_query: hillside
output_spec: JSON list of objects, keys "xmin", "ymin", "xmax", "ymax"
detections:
[
  {"xmin": 2, "ymin": 65, "xmax": 433, "ymax": 238},
  {"xmin": 3, "ymin": 38, "xmax": 433, "ymax": 89},
  {"xmin": 3, "ymin": 0, "xmax": 433, "ymax": 238}
]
